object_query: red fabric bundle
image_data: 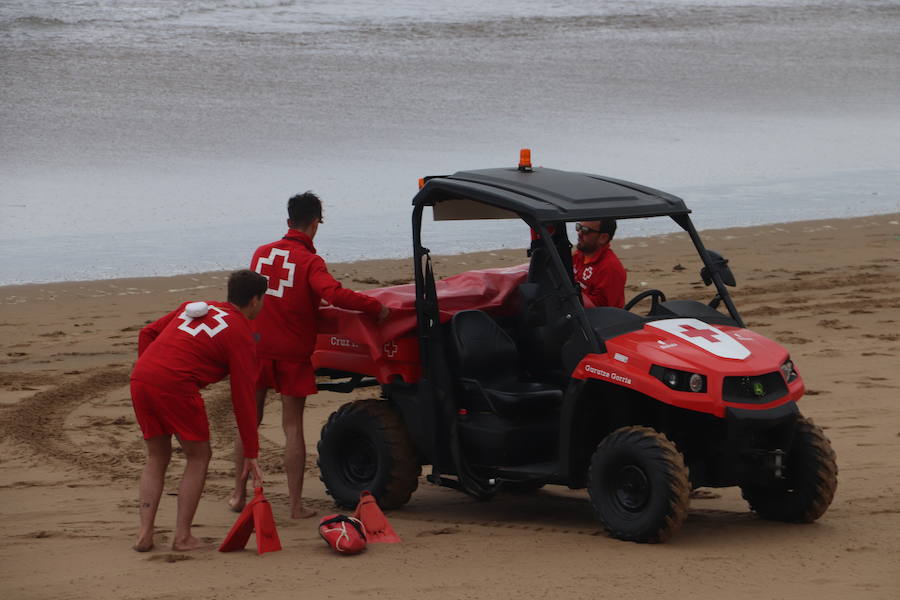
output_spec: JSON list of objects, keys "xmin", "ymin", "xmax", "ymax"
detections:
[{"xmin": 318, "ymin": 514, "xmax": 367, "ymax": 555}]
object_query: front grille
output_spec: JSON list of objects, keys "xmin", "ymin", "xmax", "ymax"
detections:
[{"xmin": 722, "ymin": 372, "xmax": 787, "ymax": 404}]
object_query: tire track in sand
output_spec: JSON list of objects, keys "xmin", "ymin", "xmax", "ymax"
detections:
[
  {"xmin": 0, "ymin": 370, "xmax": 289, "ymax": 490},
  {"xmin": 0, "ymin": 367, "xmax": 136, "ymax": 481}
]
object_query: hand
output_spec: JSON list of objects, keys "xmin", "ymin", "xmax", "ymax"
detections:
[
  {"xmin": 376, "ymin": 305, "xmax": 390, "ymax": 324},
  {"xmin": 241, "ymin": 458, "xmax": 264, "ymax": 489}
]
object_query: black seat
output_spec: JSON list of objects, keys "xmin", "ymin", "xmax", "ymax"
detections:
[
  {"xmin": 516, "ymin": 227, "xmax": 576, "ymax": 380},
  {"xmin": 451, "ymin": 310, "xmax": 563, "ymax": 418},
  {"xmin": 584, "ymin": 307, "xmax": 646, "ymax": 341}
]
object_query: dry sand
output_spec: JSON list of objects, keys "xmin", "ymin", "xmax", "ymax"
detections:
[{"xmin": 1, "ymin": 213, "xmax": 899, "ymax": 599}]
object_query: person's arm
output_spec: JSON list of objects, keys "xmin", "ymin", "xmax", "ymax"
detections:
[
  {"xmin": 308, "ymin": 256, "xmax": 383, "ymax": 317},
  {"xmin": 137, "ymin": 305, "xmax": 183, "ymax": 356},
  {"xmin": 227, "ymin": 331, "xmax": 261, "ymax": 459}
]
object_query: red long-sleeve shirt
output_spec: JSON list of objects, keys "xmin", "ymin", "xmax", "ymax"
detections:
[
  {"xmin": 573, "ymin": 245, "xmax": 627, "ymax": 308},
  {"xmin": 132, "ymin": 301, "xmax": 260, "ymax": 458},
  {"xmin": 251, "ymin": 230, "xmax": 382, "ymax": 361}
]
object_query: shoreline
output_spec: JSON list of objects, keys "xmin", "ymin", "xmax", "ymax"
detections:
[{"xmin": 3, "ymin": 212, "xmax": 898, "ymax": 296}]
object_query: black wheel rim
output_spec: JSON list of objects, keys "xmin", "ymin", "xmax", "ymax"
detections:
[
  {"xmin": 340, "ymin": 434, "xmax": 378, "ymax": 485},
  {"xmin": 613, "ymin": 465, "xmax": 650, "ymax": 512}
]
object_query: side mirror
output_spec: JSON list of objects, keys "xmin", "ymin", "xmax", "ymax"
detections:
[{"xmin": 701, "ymin": 250, "xmax": 736, "ymax": 287}]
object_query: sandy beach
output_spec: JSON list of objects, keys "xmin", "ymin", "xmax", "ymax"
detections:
[{"xmin": 1, "ymin": 213, "xmax": 899, "ymax": 599}]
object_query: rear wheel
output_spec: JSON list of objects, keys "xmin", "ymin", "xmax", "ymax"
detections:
[
  {"xmin": 317, "ymin": 399, "xmax": 421, "ymax": 509},
  {"xmin": 741, "ymin": 416, "xmax": 837, "ymax": 522},
  {"xmin": 588, "ymin": 426, "xmax": 691, "ymax": 543}
]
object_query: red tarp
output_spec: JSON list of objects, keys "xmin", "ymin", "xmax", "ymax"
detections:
[{"xmin": 317, "ymin": 263, "xmax": 529, "ymax": 359}]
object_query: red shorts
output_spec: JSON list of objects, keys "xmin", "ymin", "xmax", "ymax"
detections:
[
  {"xmin": 130, "ymin": 379, "xmax": 210, "ymax": 442},
  {"xmin": 256, "ymin": 358, "xmax": 317, "ymax": 397}
]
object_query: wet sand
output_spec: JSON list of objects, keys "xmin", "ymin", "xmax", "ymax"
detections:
[{"xmin": 1, "ymin": 213, "xmax": 899, "ymax": 599}]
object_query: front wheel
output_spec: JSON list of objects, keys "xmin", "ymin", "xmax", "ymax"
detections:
[
  {"xmin": 741, "ymin": 416, "xmax": 838, "ymax": 522},
  {"xmin": 317, "ymin": 399, "xmax": 421, "ymax": 509},
  {"xmin": 588, "ymin": 426, "xmax": 691, "ymax": 543}
]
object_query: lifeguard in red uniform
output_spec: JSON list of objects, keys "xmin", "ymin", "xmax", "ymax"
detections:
[
  {"xmin": 130, "ymin": 269, "xmax": 267, "ymax": 552},
  {"xmin": 230, "ymin": 191, "xmax": 389, "ymax": 519},
  {"xmin": 572, "ymin": 220, "xmax": 627, "ymax": 308}
]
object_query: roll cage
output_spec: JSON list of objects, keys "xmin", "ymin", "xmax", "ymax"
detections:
[{"xmin": 410, "ymin": 163, "xmax": 743, "ymax": 493}]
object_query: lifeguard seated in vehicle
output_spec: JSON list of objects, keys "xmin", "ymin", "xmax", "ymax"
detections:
[{"xmin": 572, "ymin": 219, "xmax": 626, "ymax": 308}]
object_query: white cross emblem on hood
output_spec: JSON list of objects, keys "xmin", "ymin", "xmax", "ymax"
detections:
[{"xmin": 646, "ymin": 318, "xmax": 750, "ymax": 360}]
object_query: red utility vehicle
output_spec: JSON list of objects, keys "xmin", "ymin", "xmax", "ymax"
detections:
[{"xmin": 313, "ymin": 153, "xmax": 837, "ymax": 542}]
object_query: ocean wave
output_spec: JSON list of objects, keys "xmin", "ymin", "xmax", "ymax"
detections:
[
  {"xmin": 1, "ymin": 15, "xmax": 74, "ymax": 28},
  {"xmin": 0, "ymin": 0, "xmax": 298, "ymax": 30}
]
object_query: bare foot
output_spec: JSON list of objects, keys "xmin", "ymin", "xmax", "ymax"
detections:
[
  {"xmin": 132, "ymin": 539, "xmax": 154, "ymax": 552},
  {"xmin": 228, "ymin": 491, "xmax": 246, "ymax": 513},
  {"xmin": 172, "ymin": 535, "xmax": 217, "ymax": 552},
  {"xmin": 291, "ymin": 506, "xmax": 317, "ymax": 519}
]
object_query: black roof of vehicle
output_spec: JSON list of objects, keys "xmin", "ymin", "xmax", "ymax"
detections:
[{"xmin": 414, "ymin": 167, "xmax": 690, "ymax": 223}]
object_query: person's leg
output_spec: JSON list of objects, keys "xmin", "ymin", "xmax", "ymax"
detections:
[
  {"xmin": 134, "ymin": 435, "xmax": 172, "ymax": 552},
  {"xmin": 229, "ymin": 388, "xmax": 267, "ymax": 511},
  {"xmin": 172, "ymin": 438, "xmax": 213, "ymax": 551},
  {"xmin": 282, "ymin": 394, "xmax": 316, "ymax": 518}
]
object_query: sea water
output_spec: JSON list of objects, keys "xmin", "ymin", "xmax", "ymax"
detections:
[{"xmin": 1, "ymin": 0, "xmax": 899, "ymax": 285}]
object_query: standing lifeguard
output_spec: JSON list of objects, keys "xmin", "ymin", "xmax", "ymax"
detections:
[{"xmin": 230, "ymin": 191, "xmax": 389, "ymax": 518}]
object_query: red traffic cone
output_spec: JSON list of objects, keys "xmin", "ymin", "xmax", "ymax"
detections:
[
  {"xmin": 251, "ymin": 491, "xmax": 282, "ymax": 554},
  {"xmin": 353, "ymin": 491, "xmax": 401, "ymax": 543},
  {"xmin": 219, "ymin": 487, "xmax": 282, "ymax": 554}
]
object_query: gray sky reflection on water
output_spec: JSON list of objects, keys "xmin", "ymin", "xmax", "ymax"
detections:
[{"xmin": 1, "ymin": 0, "xmax": 898, "ymax": 283}]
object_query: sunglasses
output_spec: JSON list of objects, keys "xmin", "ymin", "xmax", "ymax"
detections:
[{"xmin": 575, "ymin": 223, "xmax": 602, "ymax": 234}]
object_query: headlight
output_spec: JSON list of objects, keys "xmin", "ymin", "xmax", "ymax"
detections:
[
  {"xmin": 689, "ymin": 373, "xmax": 705, "ymax": 392},
  {"xmin": 780, "ymin": 359, "xmax": 798, "ymax": 383},
  {"xmin": 650, "ymin": 365, "xmax": 707, "ymax": 393}
]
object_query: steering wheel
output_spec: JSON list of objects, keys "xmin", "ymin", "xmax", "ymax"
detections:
[{"xmin": 624, "ymin": 289, "xmax": 667, "ymax": 314}]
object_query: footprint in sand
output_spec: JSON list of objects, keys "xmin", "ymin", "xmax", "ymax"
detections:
[
  {"xmin": 776, "ymin": 335, "xmax": 812, "ymax": 345},
  {"xmin": 811, "ymin": 348, "xmax": 842, "ymax": 357},
  {"xmin": 147, "ymin": 553, "xmax": 193, "ymax": 563},
  {"xmin": 352, "ymin": 277, "xmax": 381, "ymax": 285},
  {"xmin": 864, "ymin": 333, "xmax": 900, "ymax": 342},
  {"xmin": 416, "ymin": 527, "xmax": 461, "ymax": 537},
  {"xmin": 817, "ymin": 319, "xmax": 855, "ymax": 330},
  {"xmin": 804, "ymin": 389, "xmax": 829, "ymax": 396},
  {"xmin": 689, "ymin": 489, "xmax": 722, "ymax": 500},
  {"xmin": 28, "ymin": 530, "xmax": 56, "ymax": 539}
]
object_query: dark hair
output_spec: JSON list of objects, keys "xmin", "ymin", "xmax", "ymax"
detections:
[
  {"xmin": 228, "ymin": 269, "xmax": 268, "ymax": 307},
  {"xmin": 598, "ymin": 218, "xmax": 617, "ymax": 240},
  {"xmin": 287, "ymin": 191, "xmax": 323, "ymax": 228}
]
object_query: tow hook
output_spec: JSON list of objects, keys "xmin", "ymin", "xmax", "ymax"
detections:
[{"xmin": 773, "ymin": 449, "xmax": 786, "ymax": 479}]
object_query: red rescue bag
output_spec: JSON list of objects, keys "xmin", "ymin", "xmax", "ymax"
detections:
[{"xmin": 318, "ymin": 514, "xmax": 367, "ymax": 555}]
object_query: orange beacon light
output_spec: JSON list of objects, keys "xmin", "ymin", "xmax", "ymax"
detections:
[{"xmin": 518, "ymin": 148, "xmax": 533, "ymax": 172}]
